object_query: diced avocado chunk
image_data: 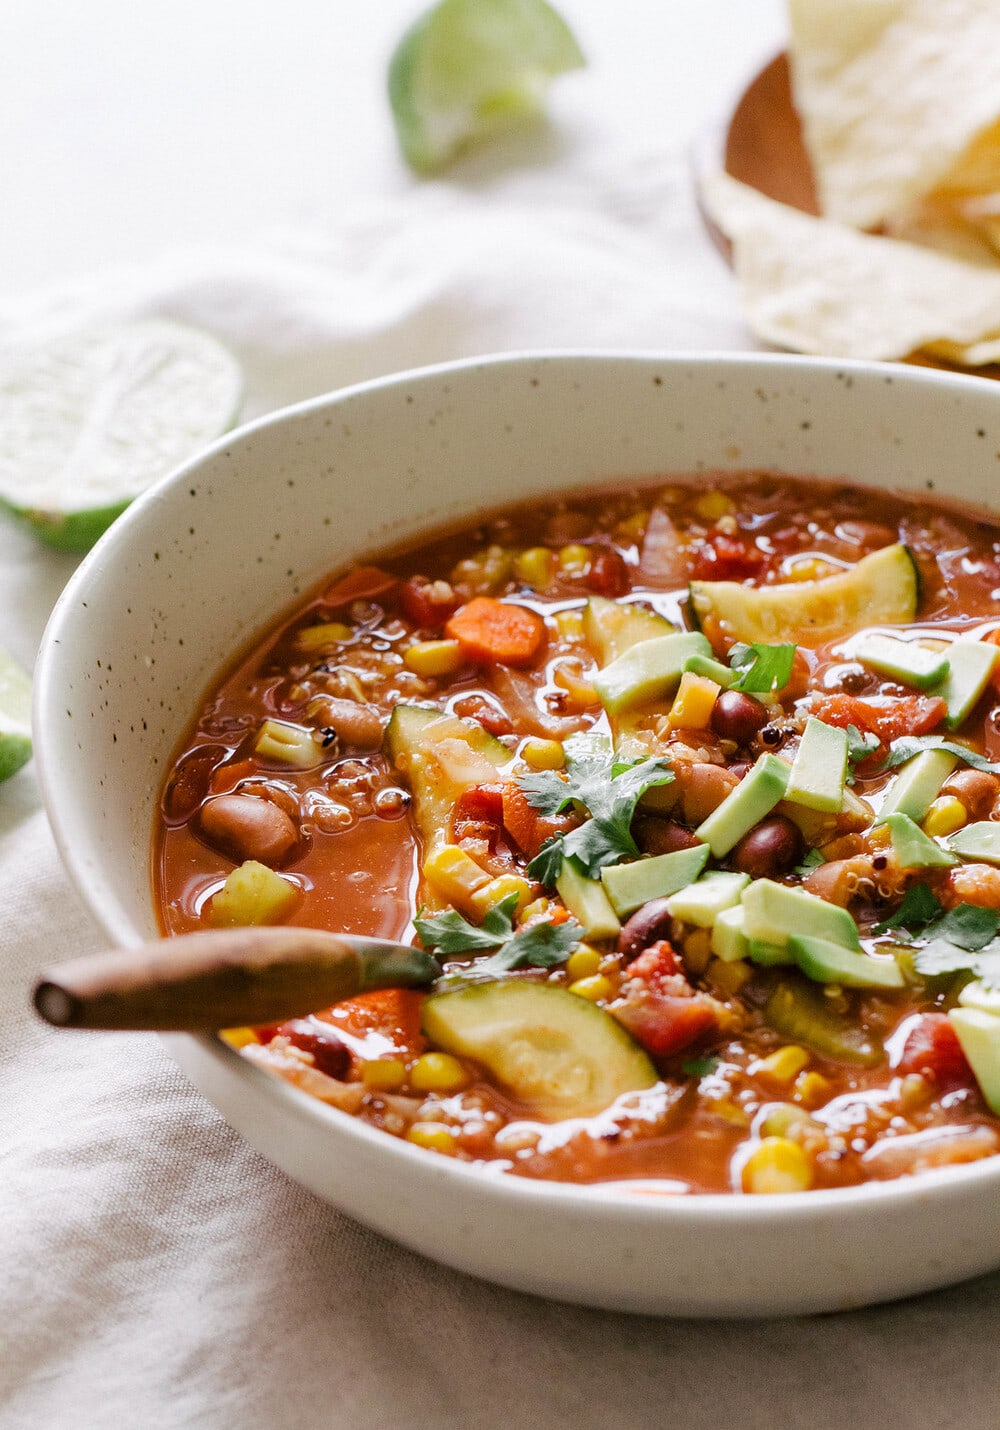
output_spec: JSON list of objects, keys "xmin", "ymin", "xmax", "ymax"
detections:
[
  {"xmin": 667, "ymin": 870, "xmax": 749, "ymax": 926},
  {"xmin": 878, "ymin": 748, "xmax": 958, "ymax": 823},
  {"xmin": 593, "ymin": 631, "xmax": 712, "ymax": 715},
  {"xmin": 741, "ymin": 878, "xmax": 862, "ymax": 951},
  {"xmin": 420, "ymin": 981, "xmax": 657, "ymax": 1120},
  {"xmin": 881, "ymin": 812, "xmax": 957, "ymax": 869},
  {"xmin": 711, "ymin": 903, "xmax": 749, "ymax": 962},
  {"xmin": 789, "ymin": 934, "xmax": 905, "ymax": 989},
  {"xmin": 784, "ymin": 717, "xmax": 848, "ymax": 813},
  {"xmin": 765, "ymin": 979, "xmax": 884, "ymax": 1065},
  {"xmin": 947, "ymin": 821, "xmax": 1000, "ymax": 865},
  {"xmin": 582, "ymin": 595, "xmax": 673, "ymax": 665},
  {"xmin": 948, "ymin": 1006, "xmax": 1000, "ymax": 1113},
  {"xmin": 747, "ymin": 938, "xmax": 795, "ymax": 966},
  {"xmin": 854, "ymin": 634, "xmax": 949, "ymax": 691},
  {"xmin": 600, "ymin": 842, "xmax": 709, "ymax": 918},
  {"xmin": 689, "ymin": 543, "xmax": 918, "ymax": 648},
  {"xmin": 958, "ymin": 979, "xmax": 1000, "ymax": 1016},
  {"xmin": 695, "ymin": 754, "xmax": 789, "ymax": 857},
  {"xmin": 555, "ymin": 861, "xmax": 621, "ymax": 940},
  {"xmin": 936, "ymin": 641, "xmax": 999, "ymax": 730},
  {"xmin": 683, "ymin": 652, "xmax": 738, "ymax": 688}
]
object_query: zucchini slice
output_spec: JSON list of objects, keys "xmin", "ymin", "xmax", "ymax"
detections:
[
  {"xmin": 689, "ymin": 543, "xmax": 918, "ymax": 648},
  {"xmin": 421, "ymin": 981, "xmax": 657, "ymax": 1120},
  {"xmin": 582, "ymin": 595, "xmax": 673, "ymax": 665}
]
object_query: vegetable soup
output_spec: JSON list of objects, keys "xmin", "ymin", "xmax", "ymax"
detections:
[{"xmin": 155, "ymin": 474, "xmax": 1000, "ymax": 1193}]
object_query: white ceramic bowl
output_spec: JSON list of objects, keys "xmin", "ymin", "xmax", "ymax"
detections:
[{"xmin": 34, "ymin": 352, "xmax": 1000, "ymax": 1317}]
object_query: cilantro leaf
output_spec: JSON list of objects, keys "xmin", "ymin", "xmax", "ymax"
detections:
[
  {"xmin": 928, "ymin": 904, "xmax": 1000, "ymax": 951},
  {"xmin": 728, "ymin": 641, "xmax": 796, "ymax": 694},
  {"xmin": 470, "ymin": 918, "xmax": 581, "ymax": 978},
  {"xmin": 879, "ymin": 736, "xmax": 1000, "ymax": 774},
  {"xmin": 905, "ymin": 904, "xmax": 1000, "ymax": 987},
  {"xmin": 413, "ymin": 892, "xmax": 520, "ymax": 957},
  {"xmin": 872, "ymin": 884, "xmax": 943, "ymax": 935},
  {"xmin": 913, "ymin": 938, "xmax": 982, "ymax": 979},
  {"xmin": 845, "ymin": 723, "xmax": 880, "ymax": 784},
  {"xmin": 793, "ymin": 848, "xmax": 824, "ymax": 878},
  {"xmin": 681, "ymin": 1056, "xmax": 719, "ymax": 1077},
  {"xmin": 518, "ymin": 746, "xmax": 673, "ymax": 884}
]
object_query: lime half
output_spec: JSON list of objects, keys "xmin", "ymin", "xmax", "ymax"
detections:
[
  {"xmin": 0, "ymin": 319, "xmax": 244, "ymax": 552},
  {"xmin": 0, "ymin": 645, "xmax": 32, "ymax": 783},
  {"xmin": 388, "ymin": 0, "xmax": 585, "ymax": 173}
]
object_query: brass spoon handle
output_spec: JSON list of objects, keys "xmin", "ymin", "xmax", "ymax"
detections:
[{"xmin": 32, "ymin": 927, "xmax": 440, "ymax": 1032}]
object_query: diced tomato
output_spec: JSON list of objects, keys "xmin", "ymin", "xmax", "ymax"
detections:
[
  {"xmin": 399, "ymin": 575, "xmax": 460, "ymax": 629},
  {"xmin": 325, "ymin": 988, "xmax": 426, "ymax": 1059},
  {"xmin": 690, "ymin": 530, "xmax": 765, "ymax": 582},
  {"xmin": 452, "ymin": 782, "xmax": 505, "ymax": 847},
  {"xmin": 586, "ymin": 547, "xmax": 631, "ymax": 598},
  {"xmin": 898, "ymin": 1012, "xmax": 974, "ymax": 1090},
  {"xmin": 322, "ymin": 565, "xmax": 399, "ymax": 609},
  {"xmin": 810, "ymin": 693, "xmax": 947, "ymax": 747},
  {"xmin": 611, "ymin": 941, "xmax": 720, "ymax": 1057},
  {"xmin": 451, "ymin": 693, "xmax": 515, "ymax": 737},
  {"xmin": 276, "ymin": 1019, "xmax": 351, "ymax": 1079}
]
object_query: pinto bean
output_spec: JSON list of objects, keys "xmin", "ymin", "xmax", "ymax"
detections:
[
  {"xmin": 730, "ymin": 816, "xmax": 803, "ymax": 879},
  {"xmin": 710, "ymin": 690, "xmax": 768, "ymax": 744},
  {"xmin": 940, "ymin": 767, "xmax": 1000, "ymax": 819},
  {"xmin": 199, "ymin": 793, "xmax": 299, "ymax": 866},
  {"xmin": 633, "ymin": 816, "xmax": 701, "ymax": 857},
  {"xmin": 306, "ymin": 695, "xmax": 383, "ymax": 750},
  {"xmin": 617, "ymin": 898, "xmax": 676, "ymax": 961},
  {"xmin": 677, "ymin": 762, "xmax": 741, "ymax": 826}
]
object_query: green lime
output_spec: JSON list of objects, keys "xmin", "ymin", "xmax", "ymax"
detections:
[
  {"xmin": 388, "ymin": 0, "xmax": 585, "ymax": 173},
  {"xmin": 0, "ymin": 318, "xmax": 244, "ymax": 553},
  {"xmin": 0, "ymin": 644, "xmax": 32, "ymax": 783}
]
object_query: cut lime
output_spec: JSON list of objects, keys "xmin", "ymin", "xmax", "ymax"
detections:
[
  {"xmin": 388, "ymin": 0, "xmax": 585, "ymax": 173},
  {"xmin": 0, "ymin": 319, "xmax": 244, "ymax": 552},
  {"xmin": 0, "ymin": 645, "xmax": 32, "ymax": 783}
]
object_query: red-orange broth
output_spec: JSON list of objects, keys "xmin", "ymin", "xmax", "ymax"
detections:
[{"xmin": 155, "ymin": 474, "xmax": 1000, "ymax": 1193}]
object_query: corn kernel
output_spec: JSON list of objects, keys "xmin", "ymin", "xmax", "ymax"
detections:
[
  {"xmin": 422, "ymin": 845, "xmax": 491, "ymax": 913},
  {"xmin": 209, "ymin": 860, "xmax": 300, "ymax": 928},
  {"xmin": 668, "ymin": 671, "xmax": 720, "ymax": 731},
  {"xmin": 361, "ymin": 1058, "xmax": 407, "ymax": 1092},
  {"xmin": 565, "ymin": 945, "xmax": 602, "ymax": 982},
  {"xmin": 759, "ymin": 1102, "xmax": 816, "ymax": 1139},
  {"xmin": 614, "ymin": 510, "xmax": 649, "ymax": 543},
  {"xmin": 552, "ymin": 660, "xmax": 599, "ymax": 708},
  {"xmin": 219, "ymin": 1026, "xmax": 258, "ymax": 1049},
  {"xmin": 294, "ymin": 621, "xmax": 353, "ymax": 652},
  {"xmin": 682, "ymin": 927, "xmax": 713, "ymax": 976},
  {"xmin": 694, "ymin": 490, "xmax": 734, "ymax": 521},
  {"xmin": 410, "ymin": 1052, "xmax": 469, "ymax": 1093},
  {"xmin": 922, "ymin": 795, "xmax": 968, "ymax": 839},
  {"xmin": 553, "ymin": 608, "xmax": 585, "ymax": 641},
  {"xmin": 468, "ymin": 874, "xmax": 533, "ymax": 920},
  {"xmin": 559, "ymin": 543, "xmax": 591, "ymax": 576},
  {"xmin": 741, "ymin": 1137, "xmax": 813, "ymax": 1194},
  {"xmin": 785, "ymin": 556, "xmax": 838, "ymax": 583},
  {"xmin": 254, "ymin": 718, "xmax": 321, "ymax": 768},
  {"xmin": 793, "ymin": 1071, "xmax": 832, "ymax": 1108},
  {"xmin": 568, "ymin": 973, "xmax": 613, "ymax": 1002},
  {"xmin": 403, "ymin": 639, "xmax": 465, "ymax": 677},
  {"xmin": 898, "ymin": 1072, "xmax": 932, "ymax": 1111},
  {"xmin": 407, "ymin": 1122, "xmax": 458, "ymax": 1154},
  {"xmin": 515, "ymin": 546, "xmax": 555, "ymax": 591},
  {"xmin": 520, "ymin": 896, "xmax": 553, "ymax": 924},
  {"xmin": 706, "ymin": 955, "xmax": 752, "ymax": 997},
  {"xmin": 751, "ymin": 1045, "xmax": 811, "ymax": 1087},
  {"xmin": 521, "ymin": 737, "xmax": 565, "ymax": 771}
]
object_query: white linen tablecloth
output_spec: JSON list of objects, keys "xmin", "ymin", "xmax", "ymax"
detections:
[{"xmin": 3, "ymin": 4, "xmax": 1000, "ymax": 1425}]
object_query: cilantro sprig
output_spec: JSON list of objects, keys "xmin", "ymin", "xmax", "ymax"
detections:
[
  {"xmin": 517, "ymin": 744, "xmax": 673, "ymax": 884},
  {"xmin": 845, "ymin": 723, "xmax": 880, "ymax": 784},
  {"xmin": 727, "ymin": 641, "xmax": 796, "ymax": 695},
  {"xmin": 878, "ymin": 735, "xmax": 1000, "ymax": 775},
  {"xmin": 872, "ymin": 888, "xmax": 1000, "ymax": 990},
  {"xmin": 414, "ymin": 892, "xmax": 581, "ymax": 982}
]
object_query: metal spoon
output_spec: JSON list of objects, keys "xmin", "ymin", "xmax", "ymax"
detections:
[{"xmin": 32, "ymin": 927, "xmax": 440, "ymax": 1032}]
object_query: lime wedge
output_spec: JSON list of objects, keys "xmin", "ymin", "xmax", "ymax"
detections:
[
  {"xmin": 388, "ymin": 0, "xmax": 585, "ymax": 173},
  {"xmin": 0, "ymin": 645, "xmax": 32, "ymax": 783},
  {"xmin": 0, "ymin": 319, "xmax": 244, "ymax": 552}
]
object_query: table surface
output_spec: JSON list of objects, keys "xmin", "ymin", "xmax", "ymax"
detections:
[{"xmin": 3, "ymin": 4, "xmax": 1000, "ymax": 1427}]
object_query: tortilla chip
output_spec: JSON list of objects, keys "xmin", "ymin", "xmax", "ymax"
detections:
[
  {"xmin": 787, "ymin": 0, "xmax": 1000, "ymax": 229},
  {"xmin": 701, "ymin": 171, "xmax": 1000, "ymax": 363}
]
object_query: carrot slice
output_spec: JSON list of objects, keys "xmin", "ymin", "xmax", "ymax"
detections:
[
  {"xmin": 324, "ymin": 988, "xmax": 426, "ymax": 1058},
  {"xmin": 445, "ymin": 597, "xmax": 546, "ymax": 667},
  {"xmin": 322, "ymin": 565, "xmax": 398, "ymax": 608}
]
